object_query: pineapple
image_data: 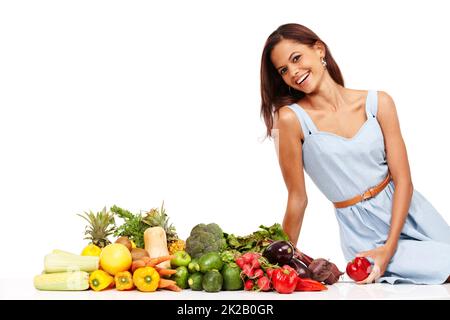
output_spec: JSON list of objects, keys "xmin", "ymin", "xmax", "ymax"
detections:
[
  {"xmin": 143, "ymin": 201, "xmax": 184, "ymax": 252},
  {"xmin": 77, "ymin": 207, "xmax": 116, "ymax": 248},
  {"xmin": 168, "ymin": 239, "xmax": 186, "ymax": 255}
]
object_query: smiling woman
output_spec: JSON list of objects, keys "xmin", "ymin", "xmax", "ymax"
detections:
[
  {"xmin": 259, "ymin": 23, "xmax": 450, "ymax": 285},
  {"xmin": 260, "ymin": 24, "xmax": 344, "ymax": 138}
]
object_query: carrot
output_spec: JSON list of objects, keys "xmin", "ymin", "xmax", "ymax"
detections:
[
  {"xmin": 147, "ymin": 255, "xmax": 176, "ymax": 267},
  {"xmin": 140, "ymin": 256, "xmax": 152, "ymax": 264},
  {"xmin": 131, "ymin": 260, "xmax": 146, "ymax": 273},
  {"xmin": 165, "ymin": 284, "xmax": 182, "ymax": 292},
  {"xmin": 158, "ymin": 278, "xmax": 176, "ymax": 288},
  {"xmin": 155, "ymin": 267, "xmax": 177, "ymax": 276}
]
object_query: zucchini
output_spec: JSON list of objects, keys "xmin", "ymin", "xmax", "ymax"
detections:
[
  {"xmin": 34, "ymin": 271, "xmax": 90, "ymax": 291},
  {"xmin": 44, "ymin": 253, "xmax": 99, "ymax": 273}
]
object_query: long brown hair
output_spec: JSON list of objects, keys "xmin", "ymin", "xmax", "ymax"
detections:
[{"xmin": 260, "ymin": 23, "xmax": 345, "ymax": 139}]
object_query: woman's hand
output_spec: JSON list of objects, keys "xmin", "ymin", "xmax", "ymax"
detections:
[{"xmin": 355, "ymin": 245, "xmax": 395, "ymax": 284}]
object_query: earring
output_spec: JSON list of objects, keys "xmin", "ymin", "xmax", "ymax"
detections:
[
  {"xmin": 321, "ymin": 57, "xmax": 327, "ymax": 68},
  {"xmin": 288, "ymin": 86, "xmax": 293, "ymax": 95}
]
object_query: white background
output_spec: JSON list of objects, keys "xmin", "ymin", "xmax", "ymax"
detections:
[{"xmin": 1, "ymin": 0, "xmax": 449, "ymax": 279}]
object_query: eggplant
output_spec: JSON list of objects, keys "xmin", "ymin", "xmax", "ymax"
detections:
[
  {"xmin": 262, "ymin": 240, "xmax": 294, "ymax": 265},
  {"xmin": 289, "ymin": 257, "xmax": 312, "ymax": 279}
]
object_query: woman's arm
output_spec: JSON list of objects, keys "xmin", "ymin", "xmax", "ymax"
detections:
[
  {"xmin": 377, "ymin": 91, "xmax": 414, "ymax": 253},
  {"xmin": 357, "ymin": 91, "xmax": 414, "ymax": 284},
  {"xmin": 272, "ymin": 106, "xmax": 308, "ymax": 246}
]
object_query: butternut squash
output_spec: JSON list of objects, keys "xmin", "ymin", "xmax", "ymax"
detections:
[{"xmin": 144, "ymin": 227, "xmax": 171, "ymax": 269}]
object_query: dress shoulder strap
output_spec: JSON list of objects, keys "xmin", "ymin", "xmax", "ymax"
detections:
[
  {"xmin": 286, "ymin": 103, "xmax": 318, "ymax": 141},
  {"xmin": 366, "ymin": 90, "xmax": 379, "ymax": 118}
]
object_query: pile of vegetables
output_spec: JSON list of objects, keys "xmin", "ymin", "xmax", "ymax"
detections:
[
  {"xmin": 34, "ymin": 232, "xmax": 182, "ymax": 292},
  {"xmin": 34, "ymin": 249, "xmax": 98, "ymax": 291},
  {"xmin": 225, "ymin": 223, "xmax": 344, "ymax": 289},
  {"xmin": 234, "ymin": 251, "xmax": 327, "ymax": 294},
  {"xmin": 236, "ymin": 252, "xmax": 271, "ymax": 291},
  {"xmin": 225, "ymin": 223, "xmax": 289, "ymax": 253},
  {"xmin": 34, "ymin": 213, "xmax": 352, "ymax": 294},
  {"xmin": 263, "ymin": 240, "xmax": 344, "ymax": 285},
  {"xmin": 169, "ymin": 250, "xmax": 243, "ymax": 293},
  {"xmin": 111, "ymin": 203, "xmax": 182, "ymax": 252}
]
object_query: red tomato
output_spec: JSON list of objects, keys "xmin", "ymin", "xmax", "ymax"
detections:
[{"xmin": 346, "ymin": 257, "xmax": 372, "ymax": 281}]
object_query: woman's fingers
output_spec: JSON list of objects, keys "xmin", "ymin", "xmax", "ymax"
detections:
[{"xmin": 356, "ymin": 265, "xmax": 381, "ymax": 285}]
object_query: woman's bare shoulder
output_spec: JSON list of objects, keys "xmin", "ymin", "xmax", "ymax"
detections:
[{"xmin": 273, "ymin": 105, "xmax": 303, "ymax": 141}]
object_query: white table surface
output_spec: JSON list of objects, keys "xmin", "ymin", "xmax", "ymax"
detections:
[{"xmin": 2, "ymin": 278, "xmax": 449, "ymax": 300}]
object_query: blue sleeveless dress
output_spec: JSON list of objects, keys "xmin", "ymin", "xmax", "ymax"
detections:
[{"xmin": 287, "ymin": 90, "xmax": 450, "ymax": 284}]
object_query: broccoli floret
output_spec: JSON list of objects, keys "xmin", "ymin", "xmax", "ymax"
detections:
[
  {"xmin": 204, "ymin": 223, "xmax": 223, "ymax": 236},
  {"xmin": 185, "ymin": 223, "xmax": 227, "ymax": 258}
]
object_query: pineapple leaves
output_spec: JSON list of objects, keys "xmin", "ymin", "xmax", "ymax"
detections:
[{"xmin": 77, "ymin": 207, "xmax": 116, "ymax": 248}]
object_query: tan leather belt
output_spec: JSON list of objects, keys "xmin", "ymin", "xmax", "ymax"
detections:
[{"xmin": 333, "ymin": 173, "xmax": 392, "ymax": 208}]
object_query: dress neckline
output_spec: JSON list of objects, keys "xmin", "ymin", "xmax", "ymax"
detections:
[{"xmin": 293, "ymin": 90, "xmax": 372, "ymax": 141}]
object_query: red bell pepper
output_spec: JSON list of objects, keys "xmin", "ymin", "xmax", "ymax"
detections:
[
  {"xmin": 295, "ymin": 278, "xmax": 328, "ymax": 291},
  {"xmin": 271, "ymin": 265, "xmax": 298, "ymax": 294},
  {"xmin": 346, "ymin": 257, "xmax": 371, "ymax": 282}
]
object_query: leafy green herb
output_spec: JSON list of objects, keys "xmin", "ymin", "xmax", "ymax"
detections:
[
  {"xmin": 220, "ymin": 249, "xmax": 241, "ymax": 264},
  {"xmin": 224, "ymin": 223, "xmax": 289, "ymax": 253},
  {"xmin": 111, "ymin": 205, "xmax": 148, "ymax": 248}
]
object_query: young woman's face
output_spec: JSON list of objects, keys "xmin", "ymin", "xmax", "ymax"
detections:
[{"xmin": 270, "ymin": 39, "xmax": 325, "ymax": 94}]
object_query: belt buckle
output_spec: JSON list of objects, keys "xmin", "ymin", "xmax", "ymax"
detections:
[{"xmin": 361, "ymin": 189, "xmax": 373, "ymax": 201}]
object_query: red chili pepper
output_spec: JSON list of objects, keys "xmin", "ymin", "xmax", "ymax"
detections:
[
  {"xmin": 346, "ymin": 257, "xmax": 371, "ymax": 282},
  {"xmin": 295, "ymin": 278, "xmax": 328, "ymax": 291},
  {"xmin": 271, "ymin": 265, "xmax": 298, "ymax": 294}
]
